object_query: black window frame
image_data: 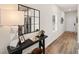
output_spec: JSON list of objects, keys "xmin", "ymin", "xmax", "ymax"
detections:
[{"xmin": 18, "ymin": 4, "xmax": 40, "ymax": 34}]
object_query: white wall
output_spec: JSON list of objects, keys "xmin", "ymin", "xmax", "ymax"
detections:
[
  {"xmin": 0, "ymin": 26, "xmax": 11, "ymax": 53},
  {"xmin": 65, "ymin": 11, "xmax": 77, "ymax": 32},
  {"xmin": 24, "ymin": 4, "xmax": 65, "ymax": 52},
  {"xmin": 0, "ymin": 4, "xmax": 65, "ymax": 54},
  {"xmin": 77, "ymin": 5, "xmax": 79, "ymax": 54},
  {"xmin": 0, "ymin": 4, "xmax": 18, "ymax": 54},
  {"xmin": 0, "ymin": 4, "xmax": 18, "ymax": 10}
]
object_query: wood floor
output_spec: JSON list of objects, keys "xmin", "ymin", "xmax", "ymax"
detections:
[{"xmin": 46, "ymin": 32, "xmax": 77, "ymax": 54}]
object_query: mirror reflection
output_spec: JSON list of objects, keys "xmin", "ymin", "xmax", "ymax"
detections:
[{"xmin": 18, "ymin": 4, "xmax": 40, "ymax": 34}]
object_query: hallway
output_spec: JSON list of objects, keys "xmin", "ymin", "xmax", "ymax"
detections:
[{"xmin": 46, "ymin": 32, "xmax": 77, "ymax": 54}]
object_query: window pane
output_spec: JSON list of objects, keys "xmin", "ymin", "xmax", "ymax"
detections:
[
  {"xmin": 31, "ymin": 17, "xmax": 34, "ymax": 25},
  {"xmin": 35, "ymin": 10, "xmax": 39, "ymax": 17},
  {"xmin": 31, "ymin": 25, "xmax": 34, "ymax": 32},
  {"xmin": 27, "ymin": 25, "xmax": 31, "ymax": 33},
  {"xmin": 24, "ymin": 11, "xmax": 27, "ymax": 16},
  {"xmin": 35, "ymin": 18, "xmax": 39, "ymax": 24},
  {"xmin": 29, "ymin": 9, "xmax": 34, "ymax": 16},
  {"xmin": 35, "ymin": 25, "xmax": 39, "ymax": 31}
]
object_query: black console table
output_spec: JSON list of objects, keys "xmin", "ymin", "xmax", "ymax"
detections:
[{"xmin": 7, "ymin": 35, "xmax": 48, "ymax": 54}]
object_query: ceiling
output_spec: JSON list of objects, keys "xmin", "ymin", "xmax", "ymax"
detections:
[{"xmin": 57, "ymin": 4, "xmax": 77, "ymax": 12}]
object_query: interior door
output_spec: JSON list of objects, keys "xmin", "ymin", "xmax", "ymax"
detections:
[{"xmin": 66, "ymin": 12, "xmax": 77, "ymax": 32}]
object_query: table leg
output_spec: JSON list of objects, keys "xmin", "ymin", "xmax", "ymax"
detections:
[
  {"xmin": 42, "ymin": 39, "xmax": 45, "ymax": 54},
  {"xmin": 39, "ymin": 41, "xmax": 41, "ymax": 48}
]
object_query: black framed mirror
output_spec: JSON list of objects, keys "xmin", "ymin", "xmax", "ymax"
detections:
[{"xmin": 18, "ymin": 4, "xmax": 40, "ymax": 34}]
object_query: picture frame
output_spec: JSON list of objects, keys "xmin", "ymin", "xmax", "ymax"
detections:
[
  {"xmin": 52, "ymin": 15, "xmax": 55, "ymax": 25},
  {"xmin": 19, "ymin": 35, "xmax": 25, "ymax": 43},
  {"xmin": 61, "ymin": 17, "xmax": 64, "ymax": 24},
  {"xmin": 52, "ymin": 15, "xmax": 56, "ymax": 30},
  {"xmin": 76, "ymin": 17, "xmax": 78, "ymax": 23}
]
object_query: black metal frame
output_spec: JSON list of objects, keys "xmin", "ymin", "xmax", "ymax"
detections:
[{"xmin": 18, "ymin": 4, "xmax": 40, "ymax": 34}]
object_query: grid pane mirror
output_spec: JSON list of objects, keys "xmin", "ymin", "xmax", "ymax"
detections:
[{"xmin": 18, "ymin": 4, "xmax": 40, "ymax": 34}]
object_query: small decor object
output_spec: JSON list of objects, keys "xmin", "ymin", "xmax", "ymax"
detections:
[
  {"xmin": 61, "ymin": 17, "xmax": 64, "ymax": 24},
  {"xmin": 32, "ymin": 48, "xmax": 42, "ymax": 54},
  {"xmin": 37, "ymin": 30, "xmax": 45, "ymax": 37},
  {"xmin": 19, "ymin": 35, "xmax": 25, "ymax": 43},
  {"xmin": 34, "ymin": 37, "xmax": 39, "ymax": 41}
]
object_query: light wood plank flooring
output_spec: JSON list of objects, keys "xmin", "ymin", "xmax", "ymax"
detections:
[{"xmin": 46, "ymin": 32, "xmax": 77, "ymax": 54}]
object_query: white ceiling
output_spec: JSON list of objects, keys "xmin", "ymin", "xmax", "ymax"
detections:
[{"xmin": 57, "ymin": 4, "xmax": 77, "ymax": 12}]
